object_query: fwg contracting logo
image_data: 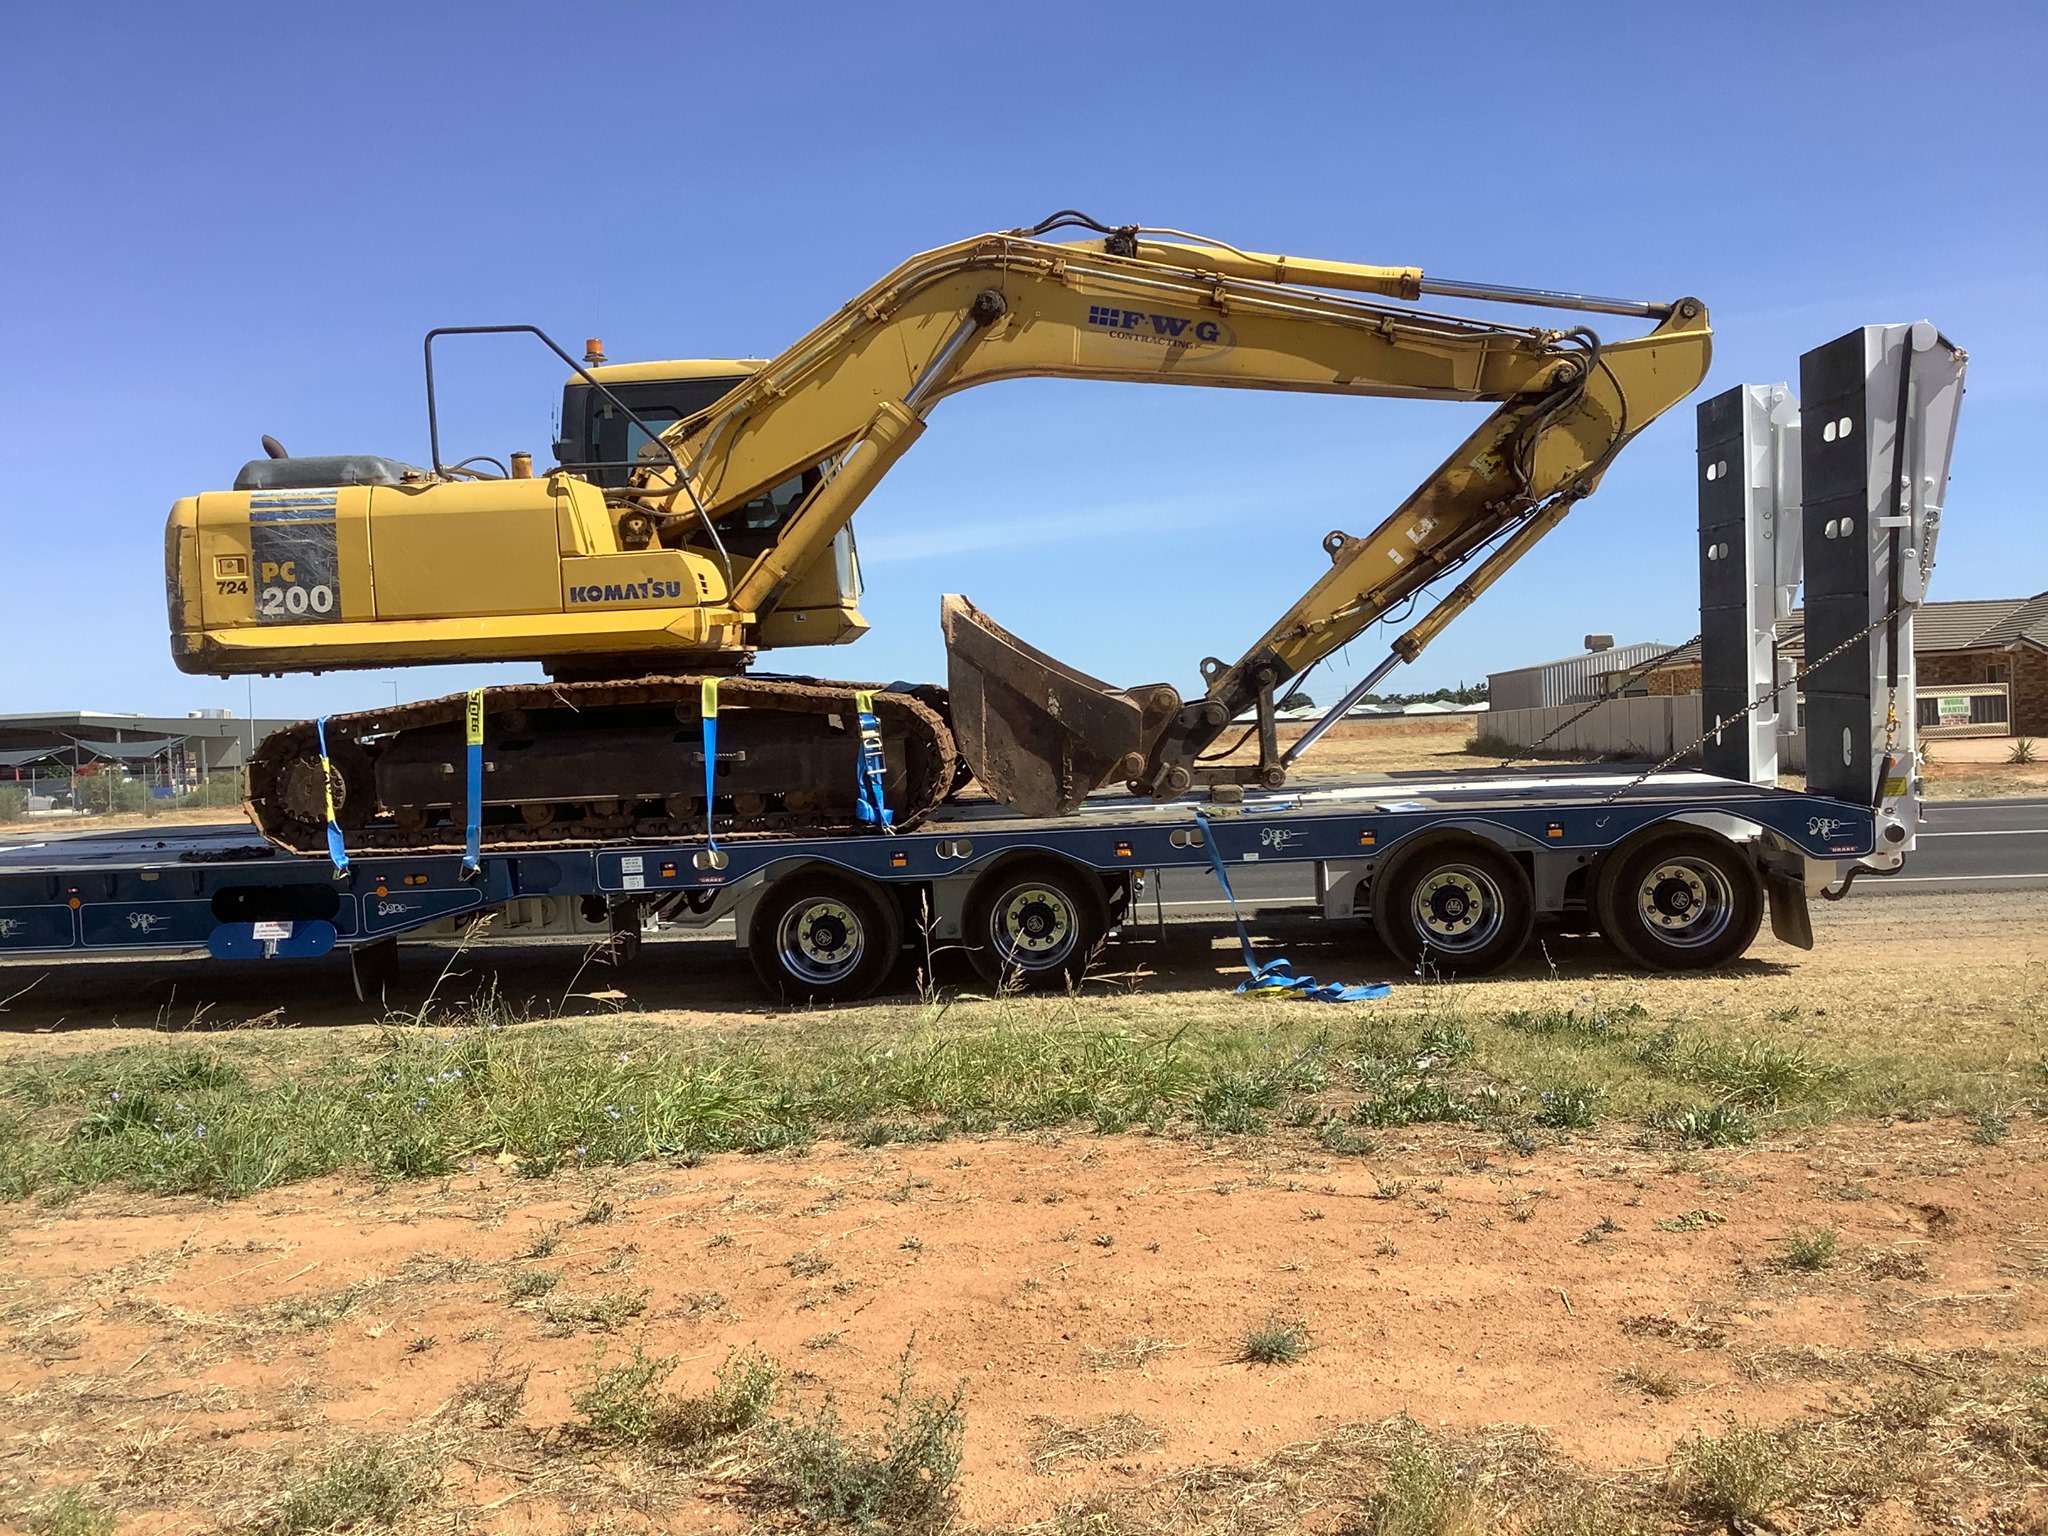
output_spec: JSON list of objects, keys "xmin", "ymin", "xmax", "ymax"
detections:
[
  {"xmin": 1806, "ymin": 815, "xmax": 1852, "ymax": 839},
  {"xmin": 1086, "ymin": 304, "xmax": 1234, "ymax": 357}
]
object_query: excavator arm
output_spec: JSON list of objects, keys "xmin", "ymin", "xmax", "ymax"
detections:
[{"xmin": 633, "ymin": 216, "xmax": 1710, "ymax": 811}]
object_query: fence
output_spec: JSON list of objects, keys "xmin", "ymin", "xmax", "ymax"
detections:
[
  {"xmin": 1916, "ymin": 684, "xmax": 2010, "ymax": 739},
  {"xmin": 0, "ymin": 769, "xmax": 243, "ymax": 823},
  {"xmin": 1482, "ymin": 696, "xmax": 1809, "ymax": 773}
]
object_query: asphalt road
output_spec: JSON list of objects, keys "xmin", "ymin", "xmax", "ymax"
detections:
[{"xmin": 1142, "ymin": 795, "xmax": 2048, "ymax": 917}]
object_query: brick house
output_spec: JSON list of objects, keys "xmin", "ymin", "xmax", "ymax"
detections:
[{"xmin": 1643, "ymin": 592, "xmax": 2048, "ymax": 736}]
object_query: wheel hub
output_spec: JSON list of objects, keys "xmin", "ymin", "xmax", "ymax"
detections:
[
  {"xmin": 997, "ymin": 887, "xmax": 1073, "ymax": 959},
  {"xmin": 1636, "ymin": 860, "xmax": 1732, "ymax": 945},
  {"xmin": 1410, "ymin": 866, "xmax": 1504, "ymax": 953},
  {"xmin": 780, "ymin": 899, "xmax": 864, "ymax": 982}
]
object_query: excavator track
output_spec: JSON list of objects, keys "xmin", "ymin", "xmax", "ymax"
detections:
[{"xmin": 245, "ymin": 677, "xmax": 956, "ymax": 856}]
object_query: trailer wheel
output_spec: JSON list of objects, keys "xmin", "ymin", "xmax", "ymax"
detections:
[
  {"xmin": 1372, "ymin": 836, "xmax": 1532, "ymax": 975},
  {"xmin": 1594, "ymin": 830, "xmax": 1762, "ymax": 971},
  {"xmin": 965, "ymin": 859, "xmax": 1108, "ymax": 990},
  {"xmin": 749, "ymin": 871, "xmax": 903, "ymax": 1003}
]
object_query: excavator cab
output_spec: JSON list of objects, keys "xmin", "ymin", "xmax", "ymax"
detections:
[
  {"xmin": 555, "ymin": 358, "xmax": 834, "ymax": 558},
  {"xmin": 554, "ymin": 360, "xmax": 755, "ymax": 488}
]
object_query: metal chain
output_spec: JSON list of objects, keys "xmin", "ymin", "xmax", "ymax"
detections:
[
  {"xmin": 1598, "ymin": 604, "xmax": 1911, "ymax": 804},
  {"xmin": 1499, "ymin": 634, "xmax": 1703, "ymax": 769}
]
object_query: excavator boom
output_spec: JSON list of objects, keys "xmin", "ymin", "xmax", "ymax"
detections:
[{"xmin": 632, "ymin": 216, "xmax": 1709, "ymax": 811}]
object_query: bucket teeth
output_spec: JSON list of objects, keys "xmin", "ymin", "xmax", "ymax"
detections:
[{"xmin": 941, "ymin": 594, "xmax": 1180, "ymax": 816}]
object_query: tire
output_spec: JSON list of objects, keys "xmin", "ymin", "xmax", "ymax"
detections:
[
  {"xmin": 1371, "ymin": 836, "xmax": 1533, "ymax": 976},
  {"xmin": 965, "ymin": 859, "xmax": 1109, "ymax": 990},
  {"xmin": 749, "ymin": 871, "xmax": 903, "ymax": 1003},
  {"xmin": 1593, "ymin": 830, "xmax": 1763, "ymax": 971}
]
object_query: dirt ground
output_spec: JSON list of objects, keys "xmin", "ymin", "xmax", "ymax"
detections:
[
  {"xmin": 1207, "ymin": 713, "xmax": 2048, "ymax": 799},
  {"xmin": 3, "ymin": 893, "xmax": 2047, "ymax": 1531},
  {"xmin": 2, "ymin": 1115, "xmax": 2040, "ymax": 1531}
]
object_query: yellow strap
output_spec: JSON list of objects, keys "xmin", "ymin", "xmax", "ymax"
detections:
[
  {"xmin": 701, "ymin": 677, "xmax": 720, "ymax": 718},
  {"xmin": 319, "ymin": 745, "xmax": 338, "ymax": 827},
  {"xmin": 854, "ymin": 689, "xmax": 876, "ymax": 715},
  {"xmin": 465, "ymin": 688, "xmax": 485, "ymax": 746}
]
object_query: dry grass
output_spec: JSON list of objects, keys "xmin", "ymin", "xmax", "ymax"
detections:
[
  {"xmin": 1028, "ymin": 1412, "xmax": 1165, "ymax": 1472},
  {"xmin": 8, "ymin": 888, "xmax": 2044, "ymax": 1204},
  {"xmin": 1081, "ymin": 1336, "xmax": 1181, "ymax": 1372}
]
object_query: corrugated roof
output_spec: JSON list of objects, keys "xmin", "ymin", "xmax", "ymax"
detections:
[{"xmin": 1492, "ymin": 641, "xmax": 1680, "ymax": 678}]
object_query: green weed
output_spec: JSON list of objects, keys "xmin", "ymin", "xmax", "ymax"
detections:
[
  {"xmin": 1639, "ymin": 1031, "xmax": 1834, "ymax": 1108},
  {"xmin": 1974, "ymin": 1111, "xmax": 2012, "ymax": 1145},
  {"xmin": 542, "ymin": 1287, "xmax": 647, "ymax": 1331},
  {"xmin": 1534, "ymin": 1085, "xmax": 1602, "ymax": 1130},
  {"xmin": 1237, "ymin": 1316, "xmax": 1311, "ymax": 1365},
  {"xmin": 26, "ymin": 1489, "xmax": 115, "ymax": 1536},
  {"xmin": 770, "ymin": 1347, "xmax": 964, "ymax": 1533},
  {"xmin": 1355, "ymin": 1423, "xmax": 1477, "ymax": 1536},
  {"xmin": 572, "ymin": 1344, "xmax": 778, "ymax": 1455},
  {"xmin": 1672, "ymin": 1417, "xmax": 1791, "ymax": 1525},
  {"xmin": 1653, "ymin": 1101, "xmax": 1756, "ymax": 1148},
  {"xmin": 506, "ymin": 1267, "xmax": 561, "ymax": 1302},
  {"xmin": 0, "ymin": 988, "xmax": 2021, "ymax": 1203},
  {"xmin": 271, "ymin": 1441, "xmax": 430, "ymax": 1532},
  {"xmin": 1781, "ymin": 1227, "xmax": 1838, "ymax": 1272}
]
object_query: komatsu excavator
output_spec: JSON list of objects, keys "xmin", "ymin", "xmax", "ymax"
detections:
[{"xmin": 164, "ymin": 213, "xmax": 1712, "ymax": 853}]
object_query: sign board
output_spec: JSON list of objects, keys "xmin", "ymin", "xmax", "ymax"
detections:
[{"xmin": 1937, "ymin": 696, "xmax": 1972, "ymax": 725}]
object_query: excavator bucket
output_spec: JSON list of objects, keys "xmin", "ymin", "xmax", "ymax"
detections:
[{"xmin": 941, "ymin": 594, "xmax": 1180, "ymax": 816}]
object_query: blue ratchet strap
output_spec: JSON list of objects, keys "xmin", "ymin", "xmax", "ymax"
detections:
[
  {"xmin": 460, "ymin": 689, "xmax": 485, "ymax": 880},
  {"xmin": 314, "ymin": 715, "xmax": 350, "ymax": 876},
  {"xmin": 1191, "ymin": 811, "xmax": 1390, "ymax": 1003},
  {"xmin": 700, "ymin": 677, "xmax": 720, "ymax": 849},
  {"xmin": 853, "ymin": 689, "xmax": 895, "ymax": 833}
]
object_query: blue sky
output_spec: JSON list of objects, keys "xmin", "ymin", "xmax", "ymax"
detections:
[{"xmin": 1, "ymin": 1, "xmax": 2041, "ymax": 724}]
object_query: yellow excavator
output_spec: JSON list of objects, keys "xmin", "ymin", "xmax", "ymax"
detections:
[{"xmin": 164, "ymin": 213, "xmax": 1711, "ymax": 853}]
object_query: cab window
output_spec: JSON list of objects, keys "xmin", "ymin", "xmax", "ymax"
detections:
[{"xmin": 557, "ymin": 378, "xmax": 742, "ymax": 488}]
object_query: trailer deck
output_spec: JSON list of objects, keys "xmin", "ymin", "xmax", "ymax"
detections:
[{"xmin": 0, "ymin": 766, "xmax": 1873, "ymax": 999}]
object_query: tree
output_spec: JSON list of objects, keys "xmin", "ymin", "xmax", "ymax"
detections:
[{"xmin": 1279, "ymin": 690, "xmax": 1316, "ymax": 710}]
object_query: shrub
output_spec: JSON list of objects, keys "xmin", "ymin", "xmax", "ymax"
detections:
[
  {"xmin": 2010, "ymin": 737, "xmax": 2038, "ymax": 766},
  {"xmin": 1673, "ymin": 1417, "xmax": 1791, "ymax": 1525},
  {"xmin": 175, "ymin": 773, "xmax": 244, "ymax": 808},
  {"xmin": 772, "ymin": 1349, "xmax": 964, "ymax": 1532},
  {"xmin": 572, "ymin": 1346, "xmax": 675, "ymax": 1444}
]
